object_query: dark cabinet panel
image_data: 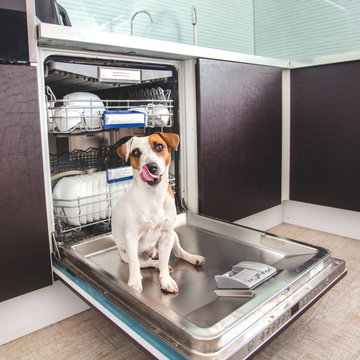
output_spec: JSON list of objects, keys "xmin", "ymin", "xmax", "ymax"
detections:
[
  {"xmin": 291, "ymin": 61, "xmax": 360, "ymax": 212},
  {"xmin": 0, "ymin": 1, "xmax": 29, "ymax": 63},
  {"xmin": 196, "ymin": 59, "xmax": 282, "ymax": 221},
  {"xmin": 0, "ymin": 65, "xmax": 52, "ymax": 302}
]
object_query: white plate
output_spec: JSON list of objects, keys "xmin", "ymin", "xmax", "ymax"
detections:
[
  {"xmin": 78, "ymin": 175, "xmax": 93, "ymax": 224},
  {"xmin": 53, "ymin": 106, "xmax": 82, "ymax": 132},
  {"xmin": 76, "ymin": 175, "xmax": 89, "ymax": 225},
  {"xmin": 93, "ymin": 171, "xmax": 108, "ymax": 219},
  {"xmin": 89, "ymin": 173, "xmax": 100, "ymax": 221},
  {"xmin": 53, "ymin": 177, "xmax": 83, "ymax": 226}
]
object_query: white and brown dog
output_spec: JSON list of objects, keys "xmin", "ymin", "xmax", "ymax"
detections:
[{"xmin": 112, "ymin": 132, "xmax": 205, "ymax": 293}]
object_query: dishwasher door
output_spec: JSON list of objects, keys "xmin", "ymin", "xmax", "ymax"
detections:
[{"xmin": 54, "ymin": 212, "xmax": 346, "ymax": 360}]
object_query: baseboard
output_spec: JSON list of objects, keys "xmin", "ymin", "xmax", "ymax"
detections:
[
  {"xmin": 234, "ymin": 204, "xmax": 284, "ymax": 231},
  {"xmin": 283, "ymin": 200, "xmax": 360, "ymax": 240},
  {"xmin": 0, "ymin": 281, "xmax": 89, "ymax": 345},
  {"xmin": 235, "ymin": 201, "xmax": 360, "ymax": 241}
]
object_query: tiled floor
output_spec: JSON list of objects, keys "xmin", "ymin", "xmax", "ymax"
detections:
[
  {"xmin": 0, "ymin": 308, "xmax": 154, "ymax": 360},
  {"xmin": 1, "ymin": 223, "xmax": 359, "ymax": 360}
]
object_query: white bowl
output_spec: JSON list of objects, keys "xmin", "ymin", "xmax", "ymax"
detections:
[
  {"xmin": 83, "ymin": 106, "xmax": 104, "ymax": 130},
  {"xmin": 129, "ymin": 106, "xmax": 148, "ymax": 115},
  {"xmin": 147, "ymin": 104, "xmax": 170, "ymax": 126},
  {"xmin": 63, "ymin": 92, "xmax": 101, "ymax": 103},
  {"xmin": 63, "ymin": 92, "xmax": 105, "ymax": 130},
  {"xmin": 53, "ymin": 106, "xmax": 82, "ymax": 132}
]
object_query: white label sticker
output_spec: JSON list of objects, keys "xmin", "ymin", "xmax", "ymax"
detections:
[
  {"xmin": 107, "ymin": 167, "xmax": 133, "ymax": 182},
  {"xmin": 104, "ymin": 112, "xmax": 145, "ymax": 125},
  {"xmin": 99, "ymin": 67, "xmax": 141, "ymax": 82}
]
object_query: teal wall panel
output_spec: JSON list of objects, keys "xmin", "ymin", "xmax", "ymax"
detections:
[
  {"xmin": 254, "ymin": 0, "xmax": 360, "ymax": 60},
  {"xmin": 54, "ymin": 1, "xmax": 360, "ymax": 61},
  {"xmin": 58, "ymin": 0, "xmax": 255, "ymax": 54}
]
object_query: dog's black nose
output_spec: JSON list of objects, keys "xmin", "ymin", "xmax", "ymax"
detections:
[{"xmin": 147, "ymin": 162, "xmax": 158, "ymax": 175}]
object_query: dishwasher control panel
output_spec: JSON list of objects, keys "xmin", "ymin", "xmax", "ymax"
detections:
[{"xmin": 215, "ymin": 261, "xmax": 277, "ymax": 289}]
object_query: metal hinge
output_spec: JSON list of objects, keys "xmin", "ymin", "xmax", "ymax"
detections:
[
  {"xmin": 51, "ymin": 232, "xmax": 62, "ymax": 260},
  {"xmin": 181, "ymin": 198, "xmax": 189, "ymax": 211}
]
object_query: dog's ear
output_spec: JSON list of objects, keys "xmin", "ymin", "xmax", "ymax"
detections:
[
  {"xmin": 117, "ymin": 138, "xmax": 132, "ymax": 162},
  {"xmin": 157, "ymin": 132, "xmax": 179, "ymax": 151}
]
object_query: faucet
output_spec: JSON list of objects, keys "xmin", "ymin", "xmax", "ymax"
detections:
[
  {"xmin": 192, "ymin": 6, "xmax": 198, "ymax": 46},
  {"xmin": 131, "ymin": 10, "xmax": 154, "ymax": 36}
]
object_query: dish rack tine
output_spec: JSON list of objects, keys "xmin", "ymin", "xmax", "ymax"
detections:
[{"xmin": 46, "ymin": 85, "xmax": 56, "ymax": 102}]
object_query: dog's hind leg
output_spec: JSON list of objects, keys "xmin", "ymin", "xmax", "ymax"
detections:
[{"xmin": 173, "ymin": 231, "xmax": 206, "ymax": 266}]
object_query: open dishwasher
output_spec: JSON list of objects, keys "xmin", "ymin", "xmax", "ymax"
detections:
[{"xmin": 40, "ymin": 52, "xmax": 346, "ymax": 359}]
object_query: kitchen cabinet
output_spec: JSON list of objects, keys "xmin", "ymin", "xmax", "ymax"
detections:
[
  {"xmin": 0, "ymin": 64, "xmax": 52, "ymax": 302},
  {"xmin": 196, "ymin": 58, "xmax": 282, "ymax": 221},
  {"xmin": 290, "ymin": 61, "xmax": 360, "ymax": 212}
]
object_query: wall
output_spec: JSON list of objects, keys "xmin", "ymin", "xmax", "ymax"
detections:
[
  {"xmin": 254, "ymin": 0, "xmax": 360, "ymax": 60},
  {"xmin": 57, "ymin": 0, "xmax": 254, "ymax": 54},
  {"xmin": 55, "ymin": 1, "xmax": 360, "ymax": 61}
]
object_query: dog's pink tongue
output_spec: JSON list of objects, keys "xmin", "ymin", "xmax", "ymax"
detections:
[{"xmin": 139, "ymin": 165, "xmax": 158, "ymax": 182}]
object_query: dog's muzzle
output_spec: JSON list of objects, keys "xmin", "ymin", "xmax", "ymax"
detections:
[{"xmin": 139, "ymin": 163, "xmax": 162, "ymax": 185}]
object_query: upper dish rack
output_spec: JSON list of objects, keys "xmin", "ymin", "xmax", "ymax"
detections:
[{"xmin": 46, "ymin": 86, "xmax": 174, "ymax": 134}]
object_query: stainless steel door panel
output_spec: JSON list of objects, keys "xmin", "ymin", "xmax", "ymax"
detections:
[{"xmin": 57, "ymin": 212, "xmax": 339, "ymax": 358}]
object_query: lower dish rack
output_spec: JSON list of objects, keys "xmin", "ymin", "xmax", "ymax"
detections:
[
  {"xmin": 52, "ymin": 171, "xmax": 129, "ymax": 233},
  {"xmin": 52, "ymin": 172, "xmax": 176, "ymax": 234}
]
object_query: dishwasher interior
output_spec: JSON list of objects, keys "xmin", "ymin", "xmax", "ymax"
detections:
[
  {"xmin": 45, "ymin": 56, "xmax": 179, "ymax": 244},
  {"xmin": 44, "ymin": 55, "xmax": 346, "ymax": 359}
]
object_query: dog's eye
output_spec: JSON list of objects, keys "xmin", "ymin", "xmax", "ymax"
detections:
[
  {"xmin": 154, "ymin": 143, "xmax": 164, "ymax": 152},
  {"xmin": 131, "ymin": 148, "xmax": 141, "ymax": 158}
]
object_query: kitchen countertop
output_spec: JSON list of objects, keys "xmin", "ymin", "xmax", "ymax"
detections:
[
  {"xmin": 36, "ymin": 22, "xmax": 291, "ymax": 68},
  {"xmin": 37, "ymin": 23, "xmax": 360, "ymax": 70}
]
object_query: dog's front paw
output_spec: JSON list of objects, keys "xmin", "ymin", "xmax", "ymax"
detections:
[
  {"xmin": 160, "ymin": 275, "xmax": 178, "ymax": 294},
  {"xmin": 191, "ymin": 255, "xmax": 206, "ymax": 266},
  {"xmin": 128, "ymin": 277, "xmax": 143, "ymax": 293}
]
